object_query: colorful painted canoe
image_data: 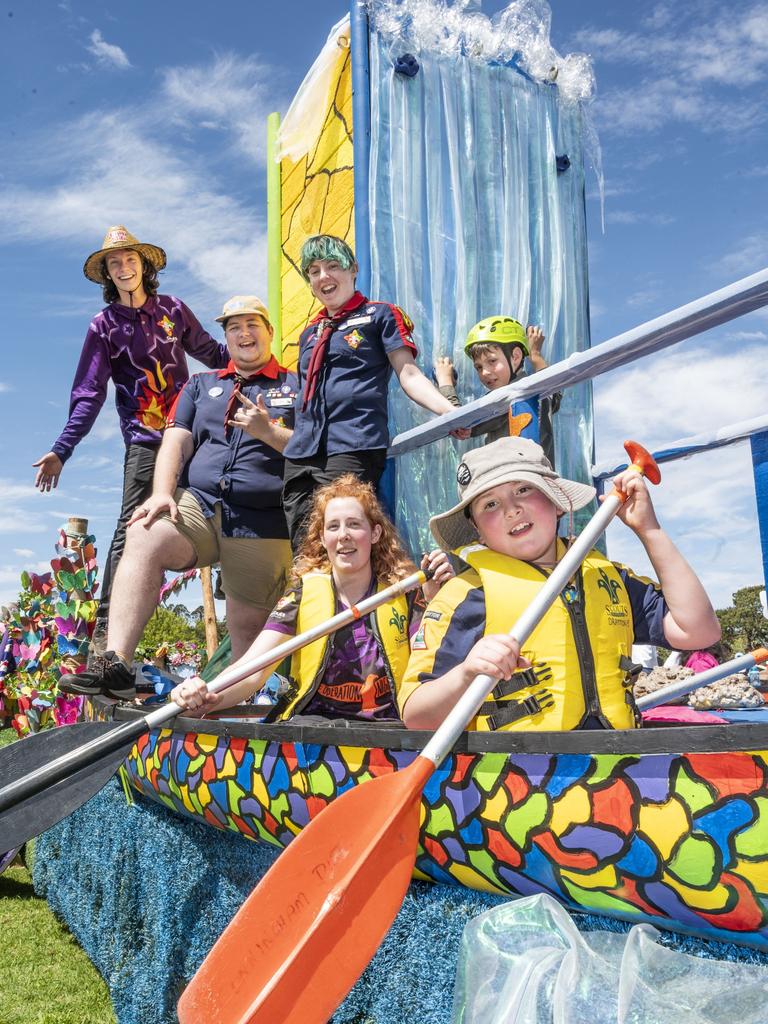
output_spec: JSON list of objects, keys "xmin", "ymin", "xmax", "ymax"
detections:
[{"xmin": 98, "ymin": 698, "xmax": 768, "ymax": 951}]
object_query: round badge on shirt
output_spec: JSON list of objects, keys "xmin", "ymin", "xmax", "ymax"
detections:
[{"xmin": 208, "ymin": 386, "xmax": 224, "ymax": 398}]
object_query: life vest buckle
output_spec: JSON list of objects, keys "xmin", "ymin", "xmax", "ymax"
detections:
[{"xmin": 485, "ymin": 688, "xmax": 554, "ymax": 731}]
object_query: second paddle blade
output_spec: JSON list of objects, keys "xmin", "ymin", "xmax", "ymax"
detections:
[
  {"xmin": 0, "ymin": 721, "xmax": 138, "ymax": 855},
  {"xmin": 177, "ymin": 754, "xmax": 434, "ymax": 1024}
]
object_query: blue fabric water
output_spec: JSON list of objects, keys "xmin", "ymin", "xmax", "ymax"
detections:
[{"xmin": 33, "ymin": 779, "xmax": 768, "ymax": 1024}]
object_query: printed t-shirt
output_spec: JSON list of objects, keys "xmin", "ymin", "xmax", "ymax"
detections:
[
  {"xmin": 265, "ymin": 577, "xmax": 423, "ymax": 720},
  {"xmin": 52, "ymin": 295, "xmax": 228, "ymax": 462}
]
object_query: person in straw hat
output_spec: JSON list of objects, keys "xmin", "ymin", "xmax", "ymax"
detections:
[
  {"xmin": 399, "ymin": 436, "xmax": 720, "ymax": 732},
  {"xmin": 59, "ymin": 295, "xmax": 297, "ymax": 700},
  {"xmin": 32, "ymin": 226, "xmax": 228, "ymax": 648}
]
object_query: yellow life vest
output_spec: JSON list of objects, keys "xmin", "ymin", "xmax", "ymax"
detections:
[
  {"xmin": 273, "ymin": 572, "xmax": 413, "ymax": 721},
  {"xmin": 459, "ymin": 542, "xmax": 639, "ymax": 731}
]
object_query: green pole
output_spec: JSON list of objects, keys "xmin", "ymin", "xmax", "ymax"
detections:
[{"xmin": 266, "ymin": 111, "xmax": 282, "ymax": 360}]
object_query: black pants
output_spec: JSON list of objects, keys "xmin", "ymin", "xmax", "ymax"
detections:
[
  {"xmin": 96, "ymin": 443, "xmax": 158, "ymax": 627},
  {"xmin": 282, "ymin": 449, "xmax": 388, "ymax": 552}
]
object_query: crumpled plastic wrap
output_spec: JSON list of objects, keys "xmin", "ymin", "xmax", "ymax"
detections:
[
  {"xmin": 368, "ymin": 0, "xmax": 595, "ymax": 104},
  {"xmin": 276, "ymin": 14, "xmax": 350, "ymax": 161},
  {"xmin": 451, "ymin": 893, "xmax": 768, "ymax": 1023}
]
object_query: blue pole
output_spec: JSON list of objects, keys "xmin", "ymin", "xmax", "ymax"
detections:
[
  {"xmin": 751, "ymin": 431, "xmax": 768, "ymax": 587},
  {"xmin": 350, "ymin": 0, "xmax": 371, "ymax": 295}
]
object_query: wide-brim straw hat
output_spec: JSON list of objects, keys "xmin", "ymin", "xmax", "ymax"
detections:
[
  {"xmin": 429, "ymin": 436, "xmax": 596, "ymax": 551},
  {"xmin": 83, "ymin": 225, "xmax": 166, "ymax": 283},
  {"xmin": 215, "ymin": 295, "xmax": 272, "ymax": 325}
]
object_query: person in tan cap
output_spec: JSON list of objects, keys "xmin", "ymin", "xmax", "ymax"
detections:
[
  {"xmin": 59, "ymin": 295, "xmax": 297, "ymax": 699},
  {"xmin": 399, "ymin": 436, "xmax": 720, "ymax": 732},
  {"xmin": 32, "ymin": 226, "xmax": 228, "ymax": 648}
]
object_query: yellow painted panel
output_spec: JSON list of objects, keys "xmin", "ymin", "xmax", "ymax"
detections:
[
  {"xmin": 734, "ymin": 857, "xmax": 768, "ymax": 895},
  {"xmin": 550, "ymin": 785, "xmax": 592, "ymax": 835},
  {"xmin": 662, "ymin": 872, "xmax": 730, "ymax": 911},
  {"xmin": 279, "ymin": 42, "xmax": 355, "ymax": 370},
  {"xmin": 637, "ymin": 797, "xmax": 689, "ymax": 860},
  {"xmin": 560, "ymin": 863, "xmax": 619, "ymax": 890}
]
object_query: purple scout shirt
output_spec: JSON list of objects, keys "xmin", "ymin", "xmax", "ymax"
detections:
[{"xmin": 51, "ymin": 295, "xmax": 228, "ymax": 463}]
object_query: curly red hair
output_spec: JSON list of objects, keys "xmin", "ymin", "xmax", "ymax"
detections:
[{"xmin": 291, "ymin": 474, "xmax": 416, "ymax": 584}]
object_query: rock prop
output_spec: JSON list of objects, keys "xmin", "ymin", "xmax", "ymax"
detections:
[{"xmin": 689, "ymin": 675, "xmax": 765, "ymax": 710}]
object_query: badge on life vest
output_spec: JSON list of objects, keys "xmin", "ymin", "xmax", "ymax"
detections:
[{"xmin": 411, "ymin": 624, "xmax": 427, "ymax": 651}]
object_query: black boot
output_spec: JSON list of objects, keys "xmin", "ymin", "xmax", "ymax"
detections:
[{"xmin": 58, "ymin": 651, "xmax": 136, "ymax": 700}]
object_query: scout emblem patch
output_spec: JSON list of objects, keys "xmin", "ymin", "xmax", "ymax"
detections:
[
  {"xmin": 344, "ymin": 329, "xmax": 364, "ymax": 350},
  {"xmin": 394, "ymin": 306, "xmax": 414, "ymax": 332},
  {"xmin": 411, "ymin": 624, "xmax": 427, "ymax": 651},
  {"xmin": 158, "ymin": 315, "xmax": 176, "ymax": 338}
]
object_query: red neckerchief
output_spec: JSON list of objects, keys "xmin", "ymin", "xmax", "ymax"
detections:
[
  {"xmin": 219, "ymin": 355, "xmax": 284, "ymax": 435},
  {"xmin": 302, "ymin": 291, "xmax": 367, "ymax": 410}
]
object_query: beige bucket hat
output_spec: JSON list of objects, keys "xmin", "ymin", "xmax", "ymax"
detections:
[
  {"xmin": 215, "ymin": 295, "xmax": 272, "ymax": 325},
  {"xmin": 430, "ymin": 436, "xmax": 596, "ymax": 551},
  {"xmin": 83, "ymin": 226, "xmax": 167, "ymax": 283}
]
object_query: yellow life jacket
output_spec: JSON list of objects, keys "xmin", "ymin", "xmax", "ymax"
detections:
[
  {"xmin": 272, "ymin": 572, "xmax": 413, "ymax": 721},
  {"xmin": 459, "ymin": 542, "xmax": 639, "ymax": 731}
]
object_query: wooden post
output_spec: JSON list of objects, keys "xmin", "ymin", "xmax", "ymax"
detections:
[{"xmin": 200, "ymin": 566, "xmax": 219, "ymax": 660}]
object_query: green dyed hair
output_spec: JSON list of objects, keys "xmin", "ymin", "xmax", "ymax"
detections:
[{"xmin": 299, "ymin": 235, "xmax": 357, "ymax": 280}]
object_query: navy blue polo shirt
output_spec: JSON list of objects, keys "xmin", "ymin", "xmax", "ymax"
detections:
[
  {"xmin": 167, "ymin": 357, "xmax": 298, "ymax": 539},
  {"xmin": 283, "ymin": 294, "xmax": 417, "ymax": 460}
]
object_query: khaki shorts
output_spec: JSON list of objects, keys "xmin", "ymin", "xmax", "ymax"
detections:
[{"xmin": 164, "ymin": 489, "xmax": 291, "ymax": 610}]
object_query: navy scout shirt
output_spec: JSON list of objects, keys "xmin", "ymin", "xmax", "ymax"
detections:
[
  {"xmin": 167, "ymin": 357, "xmax": 298, "ymax": 539},
  {"xmin": 284, "ymin": 294, "xmax": 417, "ymax": 460}
]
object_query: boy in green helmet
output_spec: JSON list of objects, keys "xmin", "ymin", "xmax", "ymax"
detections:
[{"xmin": 435, "ymin": 316, "xmax": 561, "ymax": 466}]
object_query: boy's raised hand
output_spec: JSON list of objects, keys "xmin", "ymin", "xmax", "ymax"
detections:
[
  {"xmin": 434, "ymin": 355, "xmax": 456, "ymax": 387},
  {"xmin": 607, "ymin": 469, "xmax": 661, "ymax": 536},
  {"xmin": 526, "ymin": 326, "xmax": 547, "ymax": 370}
]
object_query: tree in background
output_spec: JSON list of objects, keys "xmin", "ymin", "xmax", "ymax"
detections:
[
  {"xmin": 716, "ymin": 586, "xmax": 768, "ymax": 654},
  {"xmin": 136, "ymin": 605, "xmax": 225, "ymax": 670}
]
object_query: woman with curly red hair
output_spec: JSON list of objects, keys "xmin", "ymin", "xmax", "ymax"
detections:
[{"xmin": 170, "ymin": 474, "xmax": 453, "ymax": 721}]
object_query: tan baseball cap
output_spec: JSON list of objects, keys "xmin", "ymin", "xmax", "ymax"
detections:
[
  {"xmin": 430, "ymin": 436, "xmax": 596, "ymax": 551},
  {"xmin": 215, "ymin": 295, "xmax": 271, "ymax": 325},
  {"xmin": 83, "ymin": 225, "xmax": 166, "ymax": 283}
]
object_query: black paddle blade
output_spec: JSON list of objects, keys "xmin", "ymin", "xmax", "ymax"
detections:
[{"xmin": 0, "ymin": 721, "xmax": 139, "ymax": 855}]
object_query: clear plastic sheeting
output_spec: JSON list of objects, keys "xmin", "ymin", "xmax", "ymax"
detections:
[
  {"xmin": 369, "ymin": 18, "xmax": 595, "ymax": 554},
  {"xmin": 275, "ymin": 15, "xmax": 350, "ymax": 162},
  {"xmin": 367, "ymin": 0, "xmax": 596, "ymax": 105},
  {"xmin": 451, "ymin": 894, "xmax": 768, "ymax": 1024}
]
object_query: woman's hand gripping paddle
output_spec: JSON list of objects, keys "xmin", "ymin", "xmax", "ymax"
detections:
[
  {"xmin": 0, "ymin": 569, "xmax": 431, "ymax": 857},
  {"xmin": 177, "ymin": 441, "xmax": 660, "ymax": 1024}
]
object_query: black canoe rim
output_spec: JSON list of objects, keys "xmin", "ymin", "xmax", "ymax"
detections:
[{"xmin": 92, "ymin": 697, "xmax": 768, "ymax": 758}]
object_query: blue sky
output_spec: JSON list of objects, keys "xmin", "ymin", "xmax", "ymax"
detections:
[{"xmin": 0, "ymin": 0, "xmax": 766, "ymax": 613}]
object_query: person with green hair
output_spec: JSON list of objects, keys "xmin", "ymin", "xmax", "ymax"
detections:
[{"xmin": 281, "ymin": 234, "xmax": 467, "ymax": 547}]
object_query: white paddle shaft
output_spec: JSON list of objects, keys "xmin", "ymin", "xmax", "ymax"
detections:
[
  {"xmin": 143, "ymin": 569, "xmax": 428, "ymax": 730},
  {"xmin": 421, "ymin": 492, "xmax": 624, "ymax": 767}
]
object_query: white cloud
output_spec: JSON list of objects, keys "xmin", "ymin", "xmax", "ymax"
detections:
[
  {"xmin": 574, "ymin": 3, "xmax": 768, "ymax": 135},
  {"xmin": 162, "ymin": 55, "xmax": 278, "ymax": 166},
  {"xmin": 12, "ymin": 548, "xmax": 35, "ymax": 558},
  {"xmin": 605, "ymin": 209, "xmax": 675, "ymax": 226},
  {"xmin": 0, "ymin": 382, "xmax": 9, "ymax": 392},
  {"xmin": 87, "ymin": 29, "xmax": 131, "ymax": 70},
  {"xmin": 714, "ymin": 234, "xmax": 768, "ymax": 279},
  {"xmin": 594, "ymin": 338, "xmax": 766, "ymax": 607}
]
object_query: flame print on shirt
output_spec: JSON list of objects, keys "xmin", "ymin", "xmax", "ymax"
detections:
[{"xmin": 136, "ymin": 360, "xmax": 175, "ymax": 430}]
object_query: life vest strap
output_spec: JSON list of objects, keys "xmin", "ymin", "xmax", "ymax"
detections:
[{"xmin": 483, "ymin": 689, "xmax": 555, "ymax": 731}]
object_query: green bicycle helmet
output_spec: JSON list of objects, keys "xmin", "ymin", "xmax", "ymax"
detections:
[{"xmin": 464, "ymin": 316, "xmax": 529, "ymax": 357}]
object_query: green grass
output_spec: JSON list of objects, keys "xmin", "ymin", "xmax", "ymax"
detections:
[{"xmin": 0, "ymin": 727, "xmax": 116, "ymax": 1023}]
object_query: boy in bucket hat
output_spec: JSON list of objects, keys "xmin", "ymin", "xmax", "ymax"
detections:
[
  {"xmin": 32, "ymin": 226, "xmax": 228, "ymax": 647},
  {"xmin": 400, "ymin": 437, "xmax": 720, "ymax": 732}
]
